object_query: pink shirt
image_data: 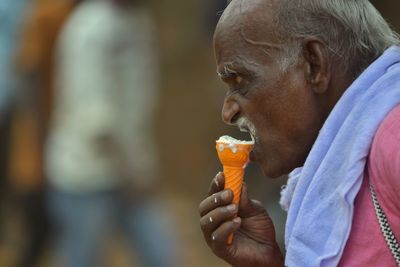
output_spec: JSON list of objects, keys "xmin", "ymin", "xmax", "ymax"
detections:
[{"xmin": 339, "ymin": 105, "xmax": 400, "ymax": 266}]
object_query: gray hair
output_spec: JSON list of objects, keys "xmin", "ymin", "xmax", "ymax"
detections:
[{"xmin": 274, "ymin": 0, "xmax": 400, "ymax": 76}]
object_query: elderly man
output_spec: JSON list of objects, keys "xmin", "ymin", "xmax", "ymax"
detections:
[{"xmin": 199, "ymin": 0, "xmax": 400, "ymax": 266}]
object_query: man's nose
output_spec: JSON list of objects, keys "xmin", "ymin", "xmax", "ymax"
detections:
[{"xmin": 221, "ymin": 98, "xmax": 240, "ymax": 125}]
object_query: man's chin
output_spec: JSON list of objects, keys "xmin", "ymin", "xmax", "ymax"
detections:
[{"xmin": 260, "ymin": 163, "xmax": 289, "ymax": 179}]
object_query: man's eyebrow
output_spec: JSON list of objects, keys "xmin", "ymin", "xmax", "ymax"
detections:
[
  {"xmin": 217, "ymin": 60, "xmax": 259, "ymax": 79},
  {"xmin": 217, "ymin": 64, "xmax": 239, "ymax": 78}
]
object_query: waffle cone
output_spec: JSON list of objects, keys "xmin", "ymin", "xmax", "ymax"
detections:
[
  {"xmin": 223, "ymin": 166, "xmax": 244, "ymax": 205},
  {"xmin": 215, "ymin": 140, "xmax": 253, "ymax": 245}
]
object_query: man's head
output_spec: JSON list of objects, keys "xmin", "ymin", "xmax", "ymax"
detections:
[{"xmin": 214, "ymin": 0, "xmax": 399, "ymax": 178}]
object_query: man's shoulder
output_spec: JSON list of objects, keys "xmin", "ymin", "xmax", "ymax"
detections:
[
  {"xmin": 375, "ymin": 104, "xmax": 400, "ymax": 142},
  {"xmin": 370, "ymin": 104, "xmax": 400, "ymax": 190},
  {"xmin": 369, "ymin": 103, "xmax": 400, "ymax": 227}
]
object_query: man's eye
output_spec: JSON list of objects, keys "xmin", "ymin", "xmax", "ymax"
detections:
[
  {"xmin": 234, "ymin": 76, "xmax": 243, "ymax": 85},
  {"xmin": 219, "ymin": 71, "xmax": 250, "ymax": 95},
  {"xmin": 228, "ymin": 76, "xmax": 250, "ymax": 95},
  {"xmin": 223, "ymin": 74, "xmax": 243, "ymax": 86}
]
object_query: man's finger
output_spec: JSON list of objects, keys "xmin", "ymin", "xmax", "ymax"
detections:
[
  {"xmin": 200, "ymin": 203, "xmax": 238, "ymax": 242},
  {"xmin": 199, "ymin": 189, "xmax": 233, "ymax": 217},
  {"xmin": 210, "ymin": 217, "xmax": 242, "ymax": 254},
  {"xmin": 207, "ymin": 172, "xmax": 225, "ymax": 196}
]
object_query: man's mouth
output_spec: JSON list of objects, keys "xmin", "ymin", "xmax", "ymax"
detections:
[
  {"xmin": 238, "ymin": 119, "xmax": 257, "ymax": 144},
  {"xmin": 242, "ymin": 129, "xmax": 256, "ymax": 144},
  {"xmin": 237, "ymin": 119, "xmax": 259, "ymax": 162}
]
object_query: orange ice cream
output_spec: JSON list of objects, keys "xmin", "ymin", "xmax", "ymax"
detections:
[{"xmin": 216, "ymin": 135, "xmax": 254, "ymax": 245}]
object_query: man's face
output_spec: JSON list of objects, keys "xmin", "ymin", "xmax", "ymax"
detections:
[{"xmin": 214, "ymin": 0, "xmax": 323, "ymax": 178}]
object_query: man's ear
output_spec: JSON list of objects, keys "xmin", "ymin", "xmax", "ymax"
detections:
[{"xmin": 302, "ymin": 40, "xmax": 331, "ymax": 94}]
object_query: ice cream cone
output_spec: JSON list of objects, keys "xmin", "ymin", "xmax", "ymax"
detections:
[{"xmin": 216, "ymin": 136, "xmax": 253, "ymax": 245}]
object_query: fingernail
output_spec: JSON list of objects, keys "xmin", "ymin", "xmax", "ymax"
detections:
[
  {"xmin": 214, "ymin": 197, "xmax": 217, "ymax": 204},
  {"xmin": 227, "ymin": 204, "xmax": 236, "ymax": 211},
  {"xmin": 221, "ymin": 190, "xmax": 230, "ymax": 200},
  {"xmin": 215, "ymin": 179, "xmax": 220, "ymax": 188},
  {"xmin": 233, "ymin": 217, "xmax": 241, "ymax": 224}
]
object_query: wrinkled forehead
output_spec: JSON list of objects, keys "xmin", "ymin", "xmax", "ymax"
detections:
[
  {"xmin": 214, "ymin": 0, "xmax": 277, "ymax": 44},
  {"xmin": 214, "ymin": 0, "xmax": 279, "ymax": 62}
]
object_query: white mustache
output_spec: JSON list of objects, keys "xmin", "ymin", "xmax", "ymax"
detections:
[{"xmin": 236, "ymin": 117, "xmax": 256, "ymax": 140}]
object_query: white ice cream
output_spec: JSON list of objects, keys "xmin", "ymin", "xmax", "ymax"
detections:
[
  {"xmin": 217, "ymin": 135, "xmax": 254, "ymax": 153},
  {"xmin": 217, "ymin": 135, "xmax": 254, "ymax": 144}
]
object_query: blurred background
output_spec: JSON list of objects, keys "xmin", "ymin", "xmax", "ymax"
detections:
[{"xmin": 0, "ymin": 0, "xmax": 399, "ymax": 266}]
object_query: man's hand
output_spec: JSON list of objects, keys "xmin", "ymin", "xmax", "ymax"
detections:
[{"xmin": 199, "ymin": 172, "xmax": 284, "ymax": 267}]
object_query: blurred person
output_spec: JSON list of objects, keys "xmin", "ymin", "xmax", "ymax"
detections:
[
  {"xmin": 11, "ymin": 0, "xmax": 79, "ymax": 266},
  {"xmin": 46, "ymin": 0, "xmax": 180, "ymax": 266},
  {"xmin": 199, "ymin": 0, "xmax": 400, "ymax": 266}
]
